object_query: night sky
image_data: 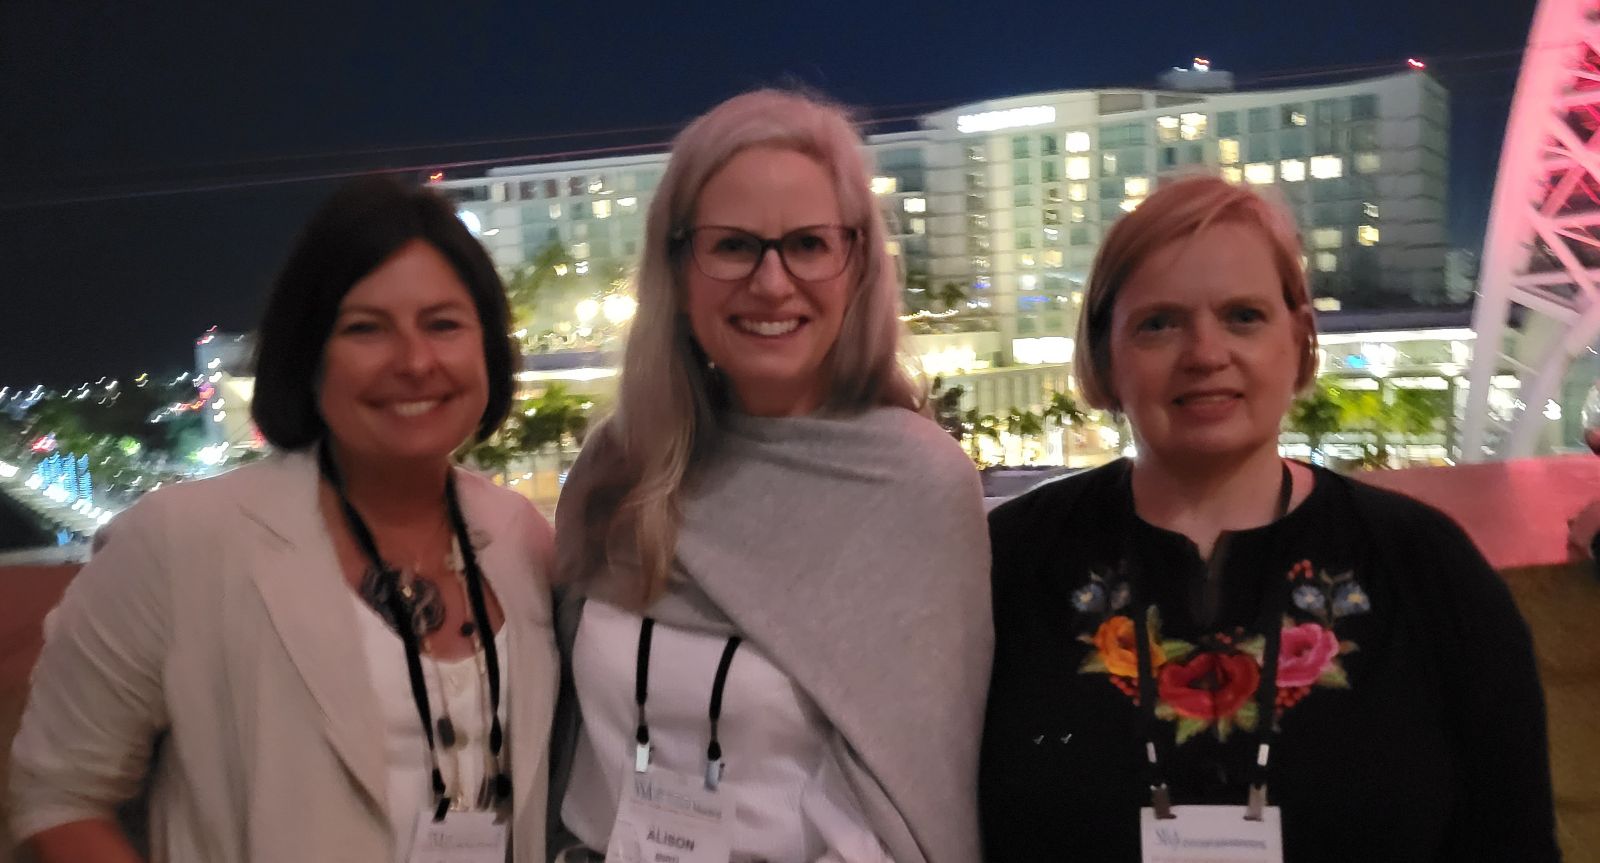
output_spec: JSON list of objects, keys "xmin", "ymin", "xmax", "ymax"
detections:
[{"xmin": 0, "ymin": 0, "xmax": 1536, "ymax": 387}]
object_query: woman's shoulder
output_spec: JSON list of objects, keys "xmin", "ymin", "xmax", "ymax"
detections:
[
  {"xmin": 857, "ymin": 405, "xmax": 977, "ymax": 479},
  {"xmin": 988, "ymin": 459, "xmax": 1125, "ymax": 538},
  {"xmin": 1320, "ymin": 467, "xmax": 1476, "ymax": 548}
]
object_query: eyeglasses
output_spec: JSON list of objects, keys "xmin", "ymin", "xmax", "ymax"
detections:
[{"xmin": 678, "ymin": 224, "xmax": 859, "ymax": 283}]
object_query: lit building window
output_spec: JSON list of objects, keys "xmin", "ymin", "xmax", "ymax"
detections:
[
  {"xmin": 1043, "ymin": 208, "xmax": 1061, "ymax": 226},
  {"xmin": 1312, "ymin": 228, "xmax": 1342, "ymax": 249},
  {"xmin": 886, "ymin": 240, "xmax": 902, "ymax": 256},
  {"xmin": 575, "ymin": 261, "xmax": 590, "ymax": 275},
  {"xmin": 1280, "ymin": 159, "xmax": 1306, "ymax": 182},
  {"xmin": 1289, "ymin": 111, "xmax": 1308, "ymax": 127},
  {"xmin": 618, "ymin": 196, "xmax": 639, "ymax": 213},
  {"xmin": 1043, "ymin": 249, "xmax": 1064, "ymax": 267},
  {"xmin": 871, "ymin": 176, "xmax": 898, "ymax": 195},
  {"xmin": 1124, "ymin": 176, "xmax": 1149, "ymax": 197},
  {"xmin": 572, "ymin": 242, "xmax": 591, "ymax": 258},
  {"xmin": 1362, "ymin": 202, "xmax": 1379, "ymax": 218},
  {"xmin": 1065, "ymin": 131, "xmax": 1092, "ymax": 153},
  {"xmin": 1310, "ymin": 155, "xmax": 1343, "ymax": 179},
  {"xmin": 1101, "ymin": 153, "xmax": 1117, "ymax": 176},
  {"xmin": 549, "ymin": 203, "xmax": 563, "ymax": 219},
  {"xmin": 1221, "ymin": 167, "xmax": 1243, "ymax": 184},
  {"xmin": 1355, "ymin": 152, "xmax": 1381, "ymax": 174},
  {"xmin": 1358, "ymin": 225, "xmax": 1380, "ymax": 246},
  {"xmin": 1066, "ymin": 157, "xmax": 1091, "ymax": 180},
  {"xmin": 1020, "ymin": 253, "xmax": 1036, "ymax": 268},
  {"xmin": 1043, "ymin": 227, "xmax": 1060, "ymax": 242},
  {"xmin": 1313, "ymin": 296, "xmax": 1342, "ymax": 312},
  {"xmin": 1315, "ymin": 252, "xmax": 1338, "ymax": 272},
  {"xmin": 909, "ymin": 217, "xmax": 926, "ymax": 235},
  {"xmin": 587, "ymin": 178, "xmax": 605, "ymax": 194},
  {"xmin": 1067, "ymin": 183, "xmax": 1088, "ymax": 202},
  {"xmin": 1219, "ymin": 138, "xmax": 1240, "ymax": 165},
  {"xmin": 592, "ymin": 200, "xmax": 612, "ymax": 219},
  {"xmin": 1070, "ymin": 205, "xmax": 1086, "ymax": 223},
  {"xmin": 1120, "ymin": 198, "xmax": 1142, "ymax": 212},
  {"xmin": 1156, "ymin": 115, "xmax": 1180, "ymax": 143},
  {"xmin": 1244, "ymin": 162, "xmax": 1276, "ymax": 184},
  {"xmin": 1180, "ymin": 112, "xmax": 1208, "ymax": 141},
  {"xmin": 904, "ymin": 197, "xmax": 927, "ymax": 214}
]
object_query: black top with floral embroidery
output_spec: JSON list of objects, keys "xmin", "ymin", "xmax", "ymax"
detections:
[{"xmin": 979, "ymin": 459, "xmax": 1558, "ymax": 862}]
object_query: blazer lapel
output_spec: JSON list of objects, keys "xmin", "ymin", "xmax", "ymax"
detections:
[{"xmin": 239, "ymin": 452, "xmax": 389, "ymax": 818}]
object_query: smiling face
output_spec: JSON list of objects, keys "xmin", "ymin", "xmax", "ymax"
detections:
[
  {"xmin": 317, "ymin": 238, "xmax": 489, "ymax": 468},
  {"xmin": 681, "ymin": 146, "xmax": 855, "ymax": 417},
  {"xmin": 1108, "ymin": 220, "xmax": 1309, "ymax": 465}
]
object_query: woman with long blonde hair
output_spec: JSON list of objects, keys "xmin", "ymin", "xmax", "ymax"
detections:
[{"xmin": 550, "ymin": 89, "xmax": 991, "ymax": 863}]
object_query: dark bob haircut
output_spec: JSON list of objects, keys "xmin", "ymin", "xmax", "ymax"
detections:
[{"xmin": 250, "ymin": 176, "xmax": 516, "ymax": 450}]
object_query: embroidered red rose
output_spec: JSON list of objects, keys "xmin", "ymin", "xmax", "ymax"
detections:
[
  {"xmin": 1276, "ymin": 622, "xmax": 1341, "ymax": 688},
  {"xmin": 1157, "ymin": 651, "xmax": 1260, "ymax": 720},
  {"xmin": 1093, "ymin": 615, "xmax": 1165, "ymax": 678}
]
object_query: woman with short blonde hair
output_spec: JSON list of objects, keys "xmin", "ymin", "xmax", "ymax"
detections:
[{"xmin": 982, "ymin": 175, "xmax": 1556, "ymax": 861}]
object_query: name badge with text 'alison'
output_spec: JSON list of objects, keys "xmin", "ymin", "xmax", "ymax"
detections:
[
  {"xmin": 408, "ymin": 810, "xmax": 509, "ymax": 863},
  {"xmin": 1140, "ymin": 805, "xmax": 1284, "ymax": 863},
  {"xmin": 606, "ymin": 767, "xmax": 732, "ymax": 863}
]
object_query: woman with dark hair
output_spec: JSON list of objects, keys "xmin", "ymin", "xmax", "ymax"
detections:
[{"xmin": 9, "ymin": 177, "xmax": 559, "ymax": 862}]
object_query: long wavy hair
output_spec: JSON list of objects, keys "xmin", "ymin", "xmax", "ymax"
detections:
[{"xmin": 571, "ymin": 88, "xmax": 923, "ymax": 603}]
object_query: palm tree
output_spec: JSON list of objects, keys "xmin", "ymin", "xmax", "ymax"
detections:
[
  {"xmin": 1003, "ymin": 407, "xmax": 1045, "ymax": 465},
  {"xmin": 929, "ymin": 377, "xmax": 966, "ymax": 442},
  {"xmin": 959, "ymin": 408, "xmax": 1002, "ymax": 464},
  {"xmin": 934, "ymin": 281, "xmax": 968, "ymax": 314},
  {"xmin": 1042, "ymin": 390, "xmax": 1089, "ymax": 466},
  {"xmin": 515, "ymin": 383, "xmax": 591, "ymax": 464},
  {"xmin": 1285, "ymin": 379, "xmax": 1345, "ymax": 459},
  {"xmin": 1330, "ymin": 384, "xmax": 1390, "ymax": 470},
  {"xmin": 503, "ymin": 242, "xmax": 574, "ymax": 332}
]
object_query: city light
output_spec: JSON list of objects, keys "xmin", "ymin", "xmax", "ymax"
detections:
[
  {"xmin": 575, "ymin": 298, "xmax": 600, "ymax": 324},
  {"xmin": 956, "ymin": 105, "xmax": 1056, "ymax": 134},
  {"xmin": 601, "ymin": 294, "xmax": 638, "ymax": 324},
  {"xmin": 1407, "ymin": 58, "xmax": 1426, "ymax": 70}
]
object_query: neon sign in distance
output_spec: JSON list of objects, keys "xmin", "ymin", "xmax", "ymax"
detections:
[{"xmin": 957, "ymin": 105, "xmax": 1057, "ymax": 134}]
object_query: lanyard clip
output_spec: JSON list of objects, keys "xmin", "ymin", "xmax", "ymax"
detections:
[
  {"xmin": 633, "ymin": 741, "xmax": 652, "ymax": 774},
  {"xmin": 705, "ymin": 758, "xmax": 724, "ymax": 791},
  {"xmin": 1150, "ymin": 782, "xmax": 1174, "ymax": 819},
  {"xmin": 1246, "ymin": 783, "xmax": 1268, "ymax": 821}
]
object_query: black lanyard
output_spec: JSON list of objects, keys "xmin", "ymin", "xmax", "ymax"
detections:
[
  {"xmin": 317, "ymin": 443, "xmax": 510, "ymax": 819},
  {"xmin": 632, "ymin": 616, "xmax": 743, "ymax": 791},
  {"xmin": 1125, "ymin": 460, "xmax": 1293, "ymax": 820}
]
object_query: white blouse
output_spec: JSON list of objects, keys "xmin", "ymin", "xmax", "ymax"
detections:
[
  {"xmin": 561, "ymin": 599, "xmax": 892, "ymax": 863},
  {"xmin": 354, "ymin": 594, "xmax": 510, "ymax": 862}
]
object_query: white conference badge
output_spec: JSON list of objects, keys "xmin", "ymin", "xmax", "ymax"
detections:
[
  {"xmin": 1140, "ymin": 805, "xmax": 1284, "ymax": 863},
  {"xmin": 408, "ymin": 810, "xmax": 509, "ymax": 863},
  {"xmin": 606, "ymin": 764, "xmax": 733, "ymax": 863}
]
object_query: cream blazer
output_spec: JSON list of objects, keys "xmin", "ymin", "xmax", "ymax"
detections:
[{"xmin": 8, "ymin": 450, "xmax": 558, "ymax": 862}]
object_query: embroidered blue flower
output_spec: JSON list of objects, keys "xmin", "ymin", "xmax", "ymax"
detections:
[
  {"xmin": 1108, "ymin": 581, "xmax": 1132, "ymax": 612},
  {"xmin": 1072, "ymin": 582, "xmax": 1106, "ymax": 613},
  {"xmin": 1332, "ymin": 581, "xmax": 1372, "ymax": 617},
  {"xmin": 1293, "ymin": 584, "xmax": 1327, "ymax": 614}
]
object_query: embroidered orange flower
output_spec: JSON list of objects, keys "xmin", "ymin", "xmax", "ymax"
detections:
[{"xmin": 1093, "ymin": 615, "xmax": 1166, "ymax": 678}]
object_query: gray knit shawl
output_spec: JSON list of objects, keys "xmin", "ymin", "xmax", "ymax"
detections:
[{"xmin": 555, "ymin": 406, "xmax": 991, "ymax": 863}]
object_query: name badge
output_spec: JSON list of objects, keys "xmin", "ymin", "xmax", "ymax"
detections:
[
  {"xmin": 1140, "ymin": 806, "xmax": 1283, "ymax": 863},
  {"xmin": 408, "ymin": 810, "xmax": 509, "ymax": 863},
  {"xmin": 606, "ymin": 767, "xmax": 732, "ymax": 863}
]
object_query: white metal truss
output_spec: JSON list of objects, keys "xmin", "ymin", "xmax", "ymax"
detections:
[{"xmin": 1463, "ymin": 0, "xmax": 1600, "ymax": 458}]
